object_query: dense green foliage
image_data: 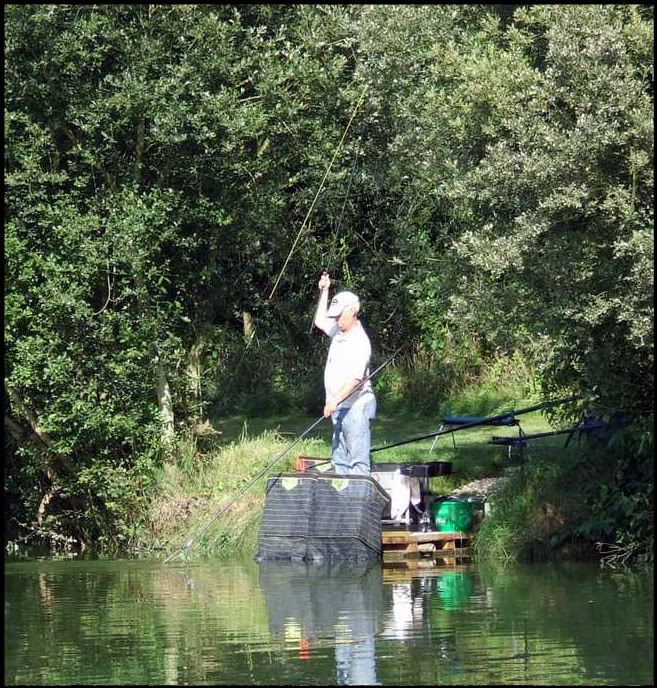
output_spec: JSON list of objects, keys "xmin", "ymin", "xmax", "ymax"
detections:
[
  {"xmin": 5, "ymin": 5, "xmax": 652, "ymax": 559},
  {"xmin": 474, "ymin": 420, "xmax": 654, "ymax": 567}
]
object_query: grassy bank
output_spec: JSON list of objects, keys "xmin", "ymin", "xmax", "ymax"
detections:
[
  {"xmin": 146, "ymin": 350, "xmax": 652, "ymax": 567},
  {"xmin": 147, "ymin": 428, "xmax": 320, "ymax": 559},
  {"xmin": 149, "ymin": 404, "xmax": 652, "ymax": 568},
  {"xmin": 149, "ymin": 402, "xmax": 567, "ymax": 561}
]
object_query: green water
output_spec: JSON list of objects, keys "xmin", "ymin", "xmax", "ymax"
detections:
[{"xmin": 4, "ymin": 557, "xmax": 653, "ymax": 685}]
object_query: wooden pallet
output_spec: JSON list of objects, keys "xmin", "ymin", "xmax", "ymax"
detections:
[
  {"xmin": 382, "ymin": 530, "xmax": 471, "ymax": 561},
  {"xmin": 382, "ymin": 561, "xmax": 471, "ymax": 580}
]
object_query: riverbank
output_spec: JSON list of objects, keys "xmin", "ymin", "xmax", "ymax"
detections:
[{"xmin": 149, "ymin": 407, "xmax": 599, "ymax": 564}]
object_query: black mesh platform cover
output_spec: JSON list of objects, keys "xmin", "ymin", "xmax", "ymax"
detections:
[{"xmin": 256, "ymin": 472, "xmax": 391, "ymax": 563}]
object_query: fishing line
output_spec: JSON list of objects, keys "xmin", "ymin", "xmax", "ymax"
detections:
[
  {"xmin": 267, "ymin": 85, "xmax": 368, "ymax": 301},
  {"xmin": 308, "ymin": 135, "xmax": 362, "ymax": 335},
  {"xmin": 325, "ymin": 129, "xmax": 363, "ymax": 273}
]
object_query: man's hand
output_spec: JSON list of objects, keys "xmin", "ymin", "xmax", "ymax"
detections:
[
  {"xmin": 324, "ymin": 378, "xmax": 360, "ymax": 417},
  {"xmin": 318, "ymin": 272, "xmax": 331, "ymax": 291},
  {"xmin": 323, "ymin": 401, "xmax": 338, "ymax": 418}
]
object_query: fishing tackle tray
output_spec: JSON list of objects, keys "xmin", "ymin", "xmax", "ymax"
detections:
[
  {"xmin": 399, "ymin": 461, "xmax": 452, "ymax": 478},
  {"xmin": 256, "ymin": 472, "xmax": 390, "ymax": 563}
]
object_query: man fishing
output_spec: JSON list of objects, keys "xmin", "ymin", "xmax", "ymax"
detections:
[{"xmin": 314, "ymin": 272, "xmax": 376, "ymax": 475}]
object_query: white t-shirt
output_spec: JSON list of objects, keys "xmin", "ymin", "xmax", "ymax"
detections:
[{"xmin": 316, "ymin": 319, "xmax": 373, "ymax": 408}]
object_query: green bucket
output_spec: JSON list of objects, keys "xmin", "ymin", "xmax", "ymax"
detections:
[
  {"xmin": 436, "ymin": 572, "xmax": 475, "ymax": 610},
  {"xmin": 431, "ymin": 498, "xmax": 474, "ymax": 532}
]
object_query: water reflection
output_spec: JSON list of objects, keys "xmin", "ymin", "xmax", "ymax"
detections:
[
  {"xmin": 258, "ymin": 561, "xmax": 384, "ymax": 685},
  {"xmin": 256, "ymin": 561, "xmax": 479, "ymax": 685},
  {"xmin": 4, "ymin": 558, "xmax": 654, "ymax": 686},
  {"xmin": 381, "ymin": 568, "xmax": 476, "ymax": 638}
]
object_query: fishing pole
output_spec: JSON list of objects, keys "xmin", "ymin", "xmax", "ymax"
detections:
[
  {"xmin": 162, "ymin": 343, "xmax": 404, "ymax": 564},
  {"xmin": 490, "ymin": 415, "xmax": 615, "ymax": 448},
  {"xmin": 490, "ymin": 427, "xmax": 577, "ymax": 446},
  {"xmin": 370, "ymin": 395, "xmax": 582, "ymax": 454}
]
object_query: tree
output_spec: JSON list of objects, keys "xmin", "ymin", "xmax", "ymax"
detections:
[
  {"xmin": 4, "ymin": 4, "xmax": 365, "ymax": 547},
  {"xmin": 5, "ymin": 4, "xmax": 652, "ymax": 552}
]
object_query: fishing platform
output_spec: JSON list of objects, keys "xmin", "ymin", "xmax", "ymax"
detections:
[
  {"xmin": 282, "ymin": 456, "xmax": 478, "ymax": 566},
  {"xmin": 254, "ymin": 397, "xmax": 585, "ymax": 565},
  {"xmin": 380, "ymin": 530, "xmax": 472, "ymax": 563}
]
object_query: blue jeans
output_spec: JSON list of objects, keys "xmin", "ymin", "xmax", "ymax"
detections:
[
  {"xmin": 331, "ymin": 396, "xmax": 376, "ymax": 475},
  {"xmin": 336, "ymin": 636, "xmax": 379, "ymax": 685}
]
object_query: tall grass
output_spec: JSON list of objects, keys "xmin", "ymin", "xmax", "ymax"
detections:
[
  {"xmin": 446, "ymin": 350, "xmax": 539, "ymax": 416},
  {"xmin": 472, "ymin": 439, "xmax": 608, "ymax": 563},
  {"xmin": 147, "ymin": 426, "xmax": 328, "ymax": 559},
  {"xmin": 376, "ymin": 347, "xmax": 539, "ymax": 417}
]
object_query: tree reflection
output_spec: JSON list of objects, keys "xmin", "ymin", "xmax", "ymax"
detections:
[{"xmin": 5, "ymin": 559, "xmax": 654, "ymax": 685}]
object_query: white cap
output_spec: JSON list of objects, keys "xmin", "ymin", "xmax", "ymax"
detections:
[{"xmin": 326, "ymin": 291, "xmax": 360, "ymax": 317}]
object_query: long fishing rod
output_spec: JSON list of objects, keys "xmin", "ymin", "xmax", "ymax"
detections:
[
  {"xmin": 163, "ymin": 343, "xmax": 404, "ymax": 564},
  {"xmin": 308, "ymin": 144, "xmax": 361, "ymax": 335},
  {"xmin": 490, "ymin": 415, "xmax": 613, "ymax": 448},
  {"xmin": 370, "ymin": 395, "xmax": 581, "ymax": 454},
  {"xmin": 491, "ymin": 427, "xmax": 579, "ymax": 444}
]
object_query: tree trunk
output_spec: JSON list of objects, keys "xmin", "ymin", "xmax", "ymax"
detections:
[
  {"xmin": 6, "ymin": 384, "xmax": 51, "ymax": 447},
  {"xmin": 187, "ymin": 335, "xmax": 205, "ymax": 424},
  {"xmin": 135, "ymin": 116, "xmax": 145, "ymax": 183},
  {"xmin": 156, "ymin": 359, "xmax": 175, "ymax": 451},
  {"xmin": 243, "ymin": 311, "xmax": 254, "ymax": 341},
  {"xmin": 5, "ymin": 414, "xmax": 26, "ymax": 442},
  {"xmin": 36, "ymin": 468, "xmax": 60, "ymax": 526},
  {"xmin": 5, "ymin": 386, "xmax": 71, "ymax": 525}
]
